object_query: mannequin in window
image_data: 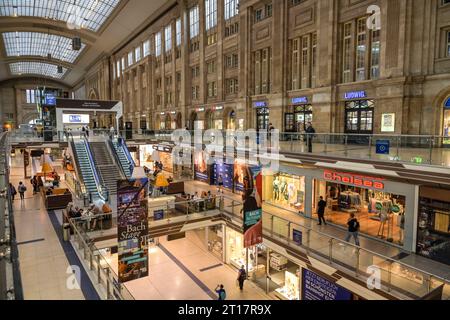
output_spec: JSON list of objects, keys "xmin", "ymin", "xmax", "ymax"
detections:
[
  {"xmin": 280, "ymin": 177, "xmax": 287, "ymax": 203},
  {"xmin": 273, "ymin": 176, "xmax": 280, "ymax": 201}
]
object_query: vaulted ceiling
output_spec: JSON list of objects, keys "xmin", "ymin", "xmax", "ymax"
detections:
[{"xmin": 0, "ymin": 0, "xmax": 168, "ymax": 87}]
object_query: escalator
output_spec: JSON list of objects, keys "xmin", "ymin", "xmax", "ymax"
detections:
[
  {"xmin": 111, "ymin": 138, "xmax": 134, "ymax": 179},
  {"xmin": 69, "ymin": 135, "xmax": 107, "ymax": 202}
]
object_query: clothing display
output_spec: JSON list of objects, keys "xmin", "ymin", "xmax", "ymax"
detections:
[
  {"xmin": 275, "ymin": 271, "xmax": 300, "ymax": 300},
  {"xmin": 266, "ymin": 174, "xmax": 305, "ymax": 213},
  {"xmin": 339, "ymin": 191, "xmax": 361, "ymax": 211}
]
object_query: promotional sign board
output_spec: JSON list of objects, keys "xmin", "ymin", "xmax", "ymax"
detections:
[
  {"xmin": 302, "ymin": 268, "xmax": 352, "ymax": 300},
  {"xmin": 117, "ymin": 178, "xmax": 149, "ymax": 283},
  {"xmin": 381, "ymin": 113, "xmax": 395, "ymax": 132},
  {"xmin": 63, "ymin": 114, "xmax": 90, "ymax": 124},
  {"xmin": 242, "ymin": 166, "xmax": 263, "ymax": 248},
  {"xmin": 293, "ymin": 229, "xmax": 303, "ymax": 246},
  {"xmin": 212, "ymin": 159, "xmax": 234, "ymax": 190},
  {"xmin": 194, "ymin": 150, "xmax": 211, "ymax": 184},
  {"xmin": 153, "ymin": 209, "xmax": 164, "ymax": 221}
]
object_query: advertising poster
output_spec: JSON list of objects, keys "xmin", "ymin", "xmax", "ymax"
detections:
[
  {"xmin": 194, "ymin": 150, "xmax": 211, "ymax": 183},
  {"xmin": 302, "ymin": 268, "xmax": 352, "ymax": 300},
  {"xmin": 293, "ymin": 229, "xmax": 302, "ymax": 246},
  {"xmin": 117, "ymin": 178, "xmax": 149, "ymax": 283},
  {"xmin": 234, "ymin": 160, "xmax": 260, "ymax": 193},
  {"xmin": 243, "ymin": 165, "xmax": 263, "ymax": 248},
  {"xmin": 212, "ymin": 159, "xmax": 234, "ymax": 190},
  {"xmin": 381, "ymin": 113, "xmax": 395, "ymax": 132}
]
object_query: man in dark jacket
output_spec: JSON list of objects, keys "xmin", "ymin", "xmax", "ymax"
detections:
[
  {"xmin": 305, "ymin": 122, "xmax": 315, "ymax": 153},
  {"xmin": 317, "ymin": 196, "xmax": 327, "ymax": 225}
]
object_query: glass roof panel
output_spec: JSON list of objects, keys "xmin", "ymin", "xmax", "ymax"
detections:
[
  {"xmin": 0, "ymin": 0, "xmax": 121, "ymax": 32},
  {"xmin": 2, "ymin": 31, "xmax": 86, "ymax": 63},
  {"xmin": 9, "ymin": 61, "xmax": 68, "ymax": 79}
]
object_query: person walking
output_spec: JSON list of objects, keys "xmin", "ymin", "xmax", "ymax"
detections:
[
  {"xmin": 317, "ymin": 196, "xmax": 327, "ymax": 225},
  {"xmin": 30, "ymin": 176, "xmax": 38, "ymax": 194},
  {"xmin": 9, "ymin": 183, "xmax": 17, "ymax": 201},
  {"xmin": 345, "ymin": 213, "xmax": 360, "ymax": 246},
  {"xmin": 18, "ymin": 181, "xmax": 27, "ymax": 201},
  {"xmin": 215, "ymin": 284, "xmax": 226, "ymax": 300},
  {"xmin": 305, "ymin": 122, "xmax": 316, "ymax": 153},
  {"xmin": 217, "ymin": 174, "xmax": 224, "ymax": 194},
  {"xmin": 237, "ymin": 265, "xmax": 247, "ymax": 291}
]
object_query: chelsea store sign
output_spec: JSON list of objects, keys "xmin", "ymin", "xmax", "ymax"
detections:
[{"xmin": 344, "ymin": 91, "xmax": 367, "ymax": 100}]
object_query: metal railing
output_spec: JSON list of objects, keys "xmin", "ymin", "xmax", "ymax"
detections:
[
  {"xmin": 68, "ymin": 214, "xmax": 133, "ymax": 300},
  {"xmin": 0, "ymin": 132, "xmax": 23, "ymax": 300},
  {"xmin": 8, "ymin": 129, "xmax": 450, "ymax": 168},
  {"xmin": 66, "ymin": 192, "xmax": 449, "ymax": 300}
]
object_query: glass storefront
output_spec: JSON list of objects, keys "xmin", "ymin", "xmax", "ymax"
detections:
[
  {"xmin": 256, "ymin": 107, "xmax": 269, "ymax": 130},
  {"xmin": 314, "ymin": 180, "xmax": 406, "ymax": 245},
  {"xmin": 443, "ymin": 101, "xmax": 450, "ymax": 145},
  {"xmin": 138, "ymin": 144, "xmax": 155, "ymax": 169},
  {"xmin": 417, "ymin": 195, "xmax": 450, "ymax": 265},
  {"xmin": 225, "ymin": 228, "xmax": 257, "ymax": 273},
  {"xmin": 285, "ymin": 105, "xmax": 313, "ymax": 132},
  {"xmin": 263, "ymin": 173, "xmax": 306, "ymax": 214},
  {"xmin": 345, "ymin": 100, "xmax": 374, "ymax": 134}
]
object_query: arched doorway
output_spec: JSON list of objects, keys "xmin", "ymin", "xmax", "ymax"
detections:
[
  {"xmin": 227, "ymin": 110, "xmax": 236, "ymax": 130},
  {"xmin": 88, "ymin": 88, "xmax": 99, "ymax": 100},
  {"xmin": 205, "ymin": 110, "xmax": 213, "ymax": 130},
  {"xmin": 165, "ymin": 114, "xmax": 172, "ymax": 131},
  {"xmin": 176, "ymin": 113, "xmax": 182, "ymax": 129},
  {"xmin": 443, "ymin": 96, "xmax": 450, "ymax": 145},
  {"xmin": 189, "ymin": 112, "xmax": 198, "ymax": 130}
]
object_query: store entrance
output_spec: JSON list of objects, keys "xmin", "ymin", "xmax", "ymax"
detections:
[
  {"xmin": 443, "ymin": 97, "xmax": 450, "ymax": 146},
  {"xmin": 345, "ymin": 100, "xmax": 374, "ymax": 143},
  {"xmin": 285, "ymin": 105, "xmax": 313, "ymax": 133},
  {"xmin": 256, "ymin": 107, "xmax": 269, "ymax": 131}
]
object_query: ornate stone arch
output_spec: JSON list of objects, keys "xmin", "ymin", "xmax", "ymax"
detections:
[{"xmin": 88, "ymin": 88, "xmax": 99, "ymax": 100}]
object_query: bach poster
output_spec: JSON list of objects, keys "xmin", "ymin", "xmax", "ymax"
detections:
[
  {"xmin": 242, "ymin": 165, "xmax": 263, "ymax": 248},
  {"xmin": 117, "ymin": 178, "xmax": 149, "ymax": 283}
]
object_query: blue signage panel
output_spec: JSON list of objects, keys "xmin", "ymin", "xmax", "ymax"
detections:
[
  {"xmin": 344, "ymin": 91, "xmax": 367, "ymax": 100},
  {"xmin": 292, "ymin": 97, "xmax": 308, "ymax": 104},
  {"xmin": 45, "ymin": 95, "xmax": 56, "ymax": 105},
  {"xmin": 445, "ymin": 97, "xmax": 450, "ymax": 109},
  {"xmin": 212, "ymin": 160, "xmax": 234, "ymax": 190},
  {"xmin": 376, "ymin": 140, "xmax": 390, "ymax": 155},
  {"xmin": 302, "ymin": 269, "xmax": 352, "ymax": 300},
  {"xmin": 153, "ymin": 210, "xmax": 164, "ymax": 221},
  {"xmin": 293, "ymin": 229, "xmax": 302, "ymax": 246},
  {"xmin": 254, "ymin": 101, "xmax": 267, "ymax": 108},
  {"xmin": 69, "ymin": 115, "xmax": 82, "ymax": 123}
]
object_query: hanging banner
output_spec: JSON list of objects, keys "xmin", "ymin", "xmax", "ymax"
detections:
[
  {"xmin": 243, "ymin": 165, "xmax": 263, "ymax": 248},
  {"xmin": 212, "ymin": 159, "xmax": 234, "ymax": 190},
  {"xmin": 117, "ymin": 178, "xmax": 149, "ymax": 283},
  {"xmin": 302, "ymin": 268, "xmax": 352, "ymax": 300}
]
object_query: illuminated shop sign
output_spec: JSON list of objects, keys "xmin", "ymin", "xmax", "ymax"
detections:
[
  {"xmin": 212, "ymin": 105, "xmax": 223, "ymax": 111},
  {"xmin": 254, "ymin": 101, "xmax": 267, "ymax": 108},
  {"xmin": 291, "ymin": 97, "xmax": 308, "ymax": 104},
  {"xmin": 170, "ymin": 111, "xmax": 176, "ymax": 115},
  {"xmin": 445, "ymin": 97, "xmax": 450, "ymax": 109},
  {"xmin": 195, "ymin": 107, "xmax": 205, "ymax": 112},
  {"xmin": 153, "ymin": 145, "xmax": 172, "ymax": 152},
  {"xmin": 344, "ymin": 91, "xmax": 367, "ymax": 100},
  {"xmin": 323, "ymin": 170, "xmax": 385, "ymax": 190},
  {"xmin": 160, "ymin": 112, "xmax": 165, "ymax": 115}
]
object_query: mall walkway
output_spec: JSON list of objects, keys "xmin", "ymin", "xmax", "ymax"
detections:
[
  {"xmin": 183, "ymin": 180, "xmax": 450, "ymax": 282},
  {"xmin": 120, "ymin": 232, "xmax": 270, "ymax": 300},
  {"xmin": 10, "ymin": 154, "xmax": 88, "ymax": 300}
]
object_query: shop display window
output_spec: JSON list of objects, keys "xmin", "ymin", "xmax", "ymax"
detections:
[
  {"xmin": 417, "ymin": 198, "xmax": 450, "ymax": 265},
  {"xmin": 443, "ymin": 108, "xmax": 450, "ymax": 145},
  {"xmin": 225, "ymin": 228, "xmax": 263, "ymax": 274},
  {"xmin": 314, "ymin": 180, "xmax": 406, "ymax": 245},
  {"xmin": 263, "ymin": 173, "xmax": 305, "ymax": 214},
  {"xmin": 139, "ymin": 145, "xmax": 155, "ymax": 169}
]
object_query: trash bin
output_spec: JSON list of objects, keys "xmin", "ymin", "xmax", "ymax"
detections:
[{"xmin": 63, "ymin": 223, "xmax": 71, "ymax": 241}]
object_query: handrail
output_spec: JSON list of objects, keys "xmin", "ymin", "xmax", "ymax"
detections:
[
  {"xmin": 67, "ymin": 133, "xmax": 87, "ymax": 196},
  {"xmin": 0, "ymin": 132, "xmax": 24, "ymax": 300},
  {"xmin": 106, "ymin": 137, "xmax": 127, "ymax": 179},
  {"xmin": 78, "ymin": 134, "xmax": 107, "ymax": 202},
  {"xmin": 116, "ymin": 135, "xmax": 135, "ymax": 174}
]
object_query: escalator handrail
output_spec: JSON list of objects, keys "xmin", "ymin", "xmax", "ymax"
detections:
[
  {"xmin": 106, "ymin": 137, "xmax": 127, "ymax": 179},
  {"xmin": 117, "ymin": 135, "xmax": 135, "ymax": 174},
  {"xmin": 67, "ymin": 132, "xmax": 87, "ymax": 195},
  {"xmin": 79, "ymin": 134, "xmax": 107, "ymax": 201}
]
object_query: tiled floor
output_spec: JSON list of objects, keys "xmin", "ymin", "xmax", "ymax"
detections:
[
  {"xmin": 10, "ymin": 155, "xmax": 85, "ymax": 300},
  {"xmin": 103, "ymin": 231, "xmax": 270, "ymax": 300}
]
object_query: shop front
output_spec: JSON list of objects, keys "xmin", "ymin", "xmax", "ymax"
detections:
[
  {"xmin": 204, "ymin": 105, "xmax": 224, "ymax": 130},
  {"xmin": 263, "ymin": 172, "xmax": 306, "ymax": 215},
  {"xmin": 152, "ymin": 144, "xmax": 174, "ymax": 174},
  {"xmin": 285, "ymin": 96, "xmax": 312, "ymax": 133},
  {"xmin": 138, "ymin": 144, "xmax": 156, "ymax": 169},
  {"xmin": 314, "ymin": 170, "xmax": 408, "ymax": 246},
  {"xmin": 342, "ymin": 90, "xmax": 374, "ymax": 135},
  {"xmin": 416, "ymin": 186, "xmax": 450, "ymax": 265},
  {"xmin": 254, "ymin": 101, "xmax": 269, "ymax": 131},
  {"xmin": 443, "ymin": 97, "xmax": 450, "ymax": 145}
]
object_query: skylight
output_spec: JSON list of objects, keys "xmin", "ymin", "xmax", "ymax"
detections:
[
  {"xmin": 9, "ymin": 61, "xmax": 68, "ymax": 79},
  {"xmin": 0, "ymin": 0, "xmax": 121, "ymax": 32},
  {"xmin": 2, "ymin": 32, "xmax": 86, "ymax": 64}
]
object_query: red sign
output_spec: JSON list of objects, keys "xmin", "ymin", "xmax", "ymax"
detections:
[{"xmin": 323, "ymin": 170, "xmax": 385, "ymax": 190}]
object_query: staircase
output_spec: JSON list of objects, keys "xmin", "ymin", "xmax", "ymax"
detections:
[
  {"xmin": 90, "ymin": 142, "xmax": 123, "ymax": 195},
  {"xmin": 73, "ymin": 141, "xmax": 102, "ymax": 201},
  {"xmin": 112, "ymin": 140, "xmax": 133, "ymax": 178}
]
